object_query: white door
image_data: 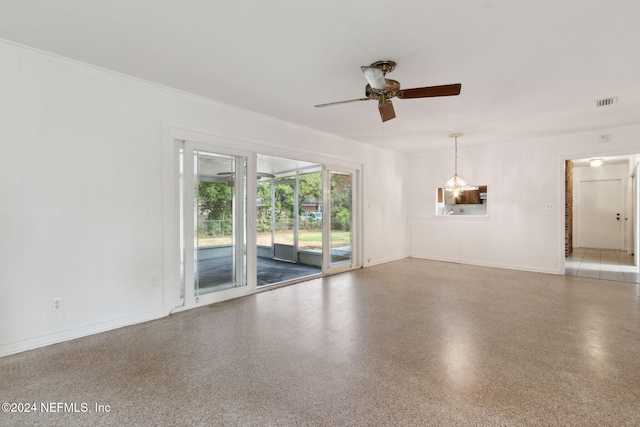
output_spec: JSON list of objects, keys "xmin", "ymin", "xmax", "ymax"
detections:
[{"xmin": 576, "ymin": 179, "xmax": 624, "ymax": 249}]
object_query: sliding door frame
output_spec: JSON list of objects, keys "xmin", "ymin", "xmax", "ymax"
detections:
[
  {"xmin": 168, "ymin": 130, "xmax": 257, "ymax": 313},
  {"xmin": 323, "ymin": 165, "xmax": 361, "ymax": 275},
  {"xmin": 163, "ymin": 124, "xmax": 362, "ymax": 314}
]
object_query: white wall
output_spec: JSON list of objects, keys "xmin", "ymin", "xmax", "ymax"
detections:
[
  {"xmin": 0, "ymin": 41, "xmax": 409, "ymax": 356},
  {"xmin": 408, "ymin": 126, "xmax": 640, "ymax": 274},
  {"xmin": 362, "ymin": 148, "xmax": 410, "ymax": 266}
]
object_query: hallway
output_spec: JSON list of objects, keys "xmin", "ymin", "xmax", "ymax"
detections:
[{"xmin": 566, "ymin": 248, "xmax": 640, "ymax": 283}]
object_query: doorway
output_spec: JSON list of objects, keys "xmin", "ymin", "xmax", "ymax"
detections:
[
  {"xmin": 565, "ymin": 155, "xmax": 640, "ymax": 283},
  {"xmin": 256, "ymin": 155, "xmax": 323, "ymax": 287}
]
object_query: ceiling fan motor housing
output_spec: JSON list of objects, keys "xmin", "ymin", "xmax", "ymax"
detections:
[{"xmin": 365, "ymin": 79, "xmax": 400, "ymax": 100}]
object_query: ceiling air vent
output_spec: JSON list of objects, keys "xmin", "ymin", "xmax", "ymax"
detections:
[{"xmin": 596, "ymin": 97, "xmax": 618, "ymax": 107}]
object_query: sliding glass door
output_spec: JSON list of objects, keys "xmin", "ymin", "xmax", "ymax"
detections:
[
  {"xmin": 324, "ymin": 167, "xmax": 358, "ymax": 274},
  {"xmin": 171, "ymin": 130, "xmax": 360, "ymax": 308},
  {"xmin": 178, "ymin": 141, "xmax": 250, "ymax": 308},
  {"xmin": 255, "ymin": 155, "xmax": 323, "ymax": 286}
]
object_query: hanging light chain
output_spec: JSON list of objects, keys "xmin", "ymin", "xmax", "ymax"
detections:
[
  {"xmin": 454, "ymin": 134, "xmax": 458, "ymax": 175},
  {"xmin": 450, "ymin": 132, "xmax": 463, "ymax": 177}
]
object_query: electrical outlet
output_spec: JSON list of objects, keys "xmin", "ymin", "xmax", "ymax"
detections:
[
  {"xmin": 545, "ymin": 203, "xmax": 554, "ymax": 209},
  {"xmin": 52, "ymin": 297, "xmax": 62, "ymax": 312}
]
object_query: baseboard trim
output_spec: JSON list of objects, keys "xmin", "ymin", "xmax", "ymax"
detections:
[
  {"xmin": 365, "ymin": 253, "xmax": 410, "ymax": 267},
  {"xmin": 0, "ymin": 309, "xmax": 165, "ymax": 358},
  {"xmin": 409, "ymin": 254, "xmax": 562, "ymax": 275}
]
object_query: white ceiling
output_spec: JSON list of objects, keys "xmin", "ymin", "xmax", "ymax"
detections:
[{"xmin": 1, "ymin": 0, "xmax": 639, "ymax": 153}]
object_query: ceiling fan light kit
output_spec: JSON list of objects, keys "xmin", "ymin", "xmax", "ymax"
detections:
[
  {"xmin": 443, "ymin": 133, "xmax": 477, "ymax": 194},
  {"xmin": 314, "ymin": 60, "xmax": 461, "ymax": 122}
]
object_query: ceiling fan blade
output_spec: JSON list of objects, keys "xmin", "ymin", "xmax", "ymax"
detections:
[
  {"xmin": 256, "ymin": 172, "xmax": 275, "ymax": 179},
  {"xmin": 379, "ymin": 100, "xmax": 396, "ymax": 122},
  {"xmin": 361, "ymin": 66, "xmax": 387, "ymax": 90},
  {"xmin": 314, "ymin": 98, "xmax": 370, "ymax": 108},
  {"xmin": 397, "ymin": 83, "xmax": 462, "ymax": 99}
]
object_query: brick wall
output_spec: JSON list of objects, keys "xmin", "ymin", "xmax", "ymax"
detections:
[{"xmin": 565, "ymin": 160, "xmax": 573, "ymax": 256}]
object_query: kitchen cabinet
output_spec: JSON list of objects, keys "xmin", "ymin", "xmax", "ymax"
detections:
[
  {"xmin": 456, "ymin": 189, "xmax": 480, "ymax": 204},
  {"xmin": 439, "ymin": 186, "xmax": 487, "ymax": 205}
]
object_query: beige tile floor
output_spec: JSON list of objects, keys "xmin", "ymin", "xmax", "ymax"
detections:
[
  {"xmin": 566, "ymin": 248, "xmax": 640, "ymax": 283},
  {"xmin": 1, "ymin": 258, "xmax": 640, "ymax": 426}
]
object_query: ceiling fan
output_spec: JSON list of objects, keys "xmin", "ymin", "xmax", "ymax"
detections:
[{"xmin": 314, "ymin": 60, "xmax": 461, "ymax": 122}]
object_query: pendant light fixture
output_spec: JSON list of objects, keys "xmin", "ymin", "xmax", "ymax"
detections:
[{"xmin": 443, "ymin": 133, "xmax": 478, "ymax": 194}]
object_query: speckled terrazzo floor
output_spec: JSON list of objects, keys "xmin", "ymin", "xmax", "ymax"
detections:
[{"xmin": 1, "ymin": 258, "xmax": 640, "ymax": 426}]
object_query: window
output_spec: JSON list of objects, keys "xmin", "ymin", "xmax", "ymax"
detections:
[{"xmin": 436, "ymin": 186, "xmax": 488, "ymax": 216}]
